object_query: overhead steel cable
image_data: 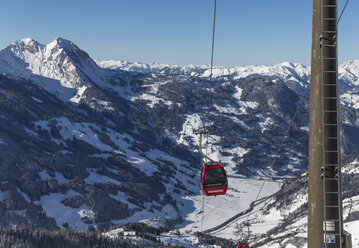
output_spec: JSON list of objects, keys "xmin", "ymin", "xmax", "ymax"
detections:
[
  {"xmin": 208, "ymin": 0, "xmax": 217, "ymax": 111},
  {"xmin": 243, "ymin": 99, "xmax": 304, "ymax": 237},
  {"xmin": 268, "ymin": 101, "xmax": 303, "ymax": 170},
  {"xmin": 338, "ymin": 0, "xmax": 350, "ymax": 24},
  {"xmin": 205, "ymin": 0, "xmax": 217, "ymax": 161},
  {"xmin": 209, "ymin": 0, "xmax": 217, "ymax": 84},
  {"xmin": 199, "ymin": 0, "xmax": 218, "ymax": 233}
]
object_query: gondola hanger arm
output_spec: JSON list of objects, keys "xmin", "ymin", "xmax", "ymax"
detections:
[{"xmin": 194, "ymin": 128, "xmax": 216, "ymax": 165}]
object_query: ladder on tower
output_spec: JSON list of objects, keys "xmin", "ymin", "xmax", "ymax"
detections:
[{"xmin": 320, "ymin": 0, "xmax": 343, "ymax": 247}]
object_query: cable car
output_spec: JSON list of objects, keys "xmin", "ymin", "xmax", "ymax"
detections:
[
  {"xmin": 201, "ymin": 163, "xmax": 228, "ymax": 196},
  {"xmin": 237, "ymin": 241, "xmax": 249, "ymax": 248}
]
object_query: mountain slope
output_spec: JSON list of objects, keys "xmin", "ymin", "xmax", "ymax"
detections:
[
  {"xmin": 225, "ymin": 154, "xmax": 359, "ymax": 248},
  {"xmin": 0, "ymin": 38, "xmax": 202, "ymax": 230},
  {"xmin": 1, "ymin": 38, "xmax": 359, "ymax": 245}
]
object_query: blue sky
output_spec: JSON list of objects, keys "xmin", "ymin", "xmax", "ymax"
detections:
[{"xmin": 0, "ymin": 0, "xmax": 358, "ymax": 67}]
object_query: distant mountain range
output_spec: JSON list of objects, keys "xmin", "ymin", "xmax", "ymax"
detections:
[
  {"xmin": 0, "ymin": 38, "xmax": 359, "ymax": 245},
  {"xmin": 97, "ymin": 58, "xmax": 359, "ymax": 91}
]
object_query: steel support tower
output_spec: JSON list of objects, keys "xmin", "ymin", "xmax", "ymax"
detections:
[{"xmin": 308, "ymin": 0, "xmax": 344, "ymax": 247}]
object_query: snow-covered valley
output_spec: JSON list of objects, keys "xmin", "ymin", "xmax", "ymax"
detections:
[{"xmin": 1, "ymin": 38, "xmax": 359, "ymax": 247}]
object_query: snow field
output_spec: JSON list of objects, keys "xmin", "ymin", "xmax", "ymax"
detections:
[
  {"xmin": 176, "ymin": 113, "xmax": 249, "ymax": 173},
  {"xmin": 33, "ymin": 116, "xmax": 160, "ymax": 176},
  {"xmin": 0, "ymin": 191, "xmax": 5, "ymax": 201},
  {"xmin": 233, "ymin": 86, "xmax": 259, "ymax": 113},
  {"xmin": 344, "ymin": 221, "xmax": 359, "ymax": 248},
  {"xmin": 256, "ymin": 113, "xmax": 273, "ymax": 133},
  {"xmin": 55, "ymin": 172, "xmax": 70, "ymax": 185},
  {"xmin": 103, "ymin": 227, "xmax": 218, "ymax": 248},
  {"xmin": 130, "ymin": 93, "xmax": 174, "ymax": 108},
  {"xmin": 85, "ymin": 168, "xmax": 122, "ymax": 186},
  {"xmin": 28, "ymin": 116, "xmax": 206, "ymax": 230},
  {"xmin": 177, "ymin": 178, "xmax": 281, "ymax": 237},
  {"xmin": 160, "ymin": 233, "xmax": 218, "ymax": 248},
  {"xmin": 35, "ymin": 190, "xmax": 93, "ymax": 230},
  {"xmin": 342, "ymin": 159, "xmax": 359, "ymax": 175}
]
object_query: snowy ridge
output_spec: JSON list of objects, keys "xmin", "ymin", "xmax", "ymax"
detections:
[
  {"xmin": 1, "ymin": 38, "xmax": 359, "ymax": 100},
  {"xmin": 98, "ymin": 58, "xmax": 359, "ymax": 97},
  {"xmin": 0, "ymin": 38, "xmax": 105, "ymax": 102},
  {"xmin": 97, "ymin": 59, "xmax": 311, "ymax": 83},
  {"xmin": 96, "ymin": 59, "xmax": 206, "ymax": 76}
]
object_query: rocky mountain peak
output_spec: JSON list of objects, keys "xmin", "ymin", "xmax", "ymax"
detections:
[
  {"xmin": 47, "ymin": 37, "xmax": 100, "ymax": 72},
  {"xmin": 52, "ymin": 37, "xmax": 74, "ymax": 48},
  {"xmin": 15, "ymin": 38, "xmax": 41, "ymax": 53},
  {"xmin": 0, "ymin": 38, "xmax": 104, "ymax": 91}
]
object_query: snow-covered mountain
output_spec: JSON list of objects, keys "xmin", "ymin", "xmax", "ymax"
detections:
[
  {"xmin": 0, "ymin": 38, "xmax": 106, "ymax": 103},
  {"xmin": 339, "ymin": 60, "xmax": 359, "ymax": 86},
  {"xmin": 97, "ymin": 58, "xmax": 359, "ymax": 85},
  {"xmin": 1, "ymin": 38, "xmax": 359, "ymax": 247},
  {"xmin": 0, "ymin": 38, "xmax": 105, "ymax": 85},
  {"xmin": 96, "ymin": 59, "xmax": 311, "ymax": 95},
  {"xmin": 0, "ymin": 38, "xmax": 201, "ymax": 231}
]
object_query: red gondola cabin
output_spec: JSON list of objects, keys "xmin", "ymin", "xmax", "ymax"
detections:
[
  {"xmin": 237, "ymin": 242, "xmax": 249, "ymax": 248},
  {"xmin": 201, "ymin": 164, "xmax": 228, "ymax": 196}
]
